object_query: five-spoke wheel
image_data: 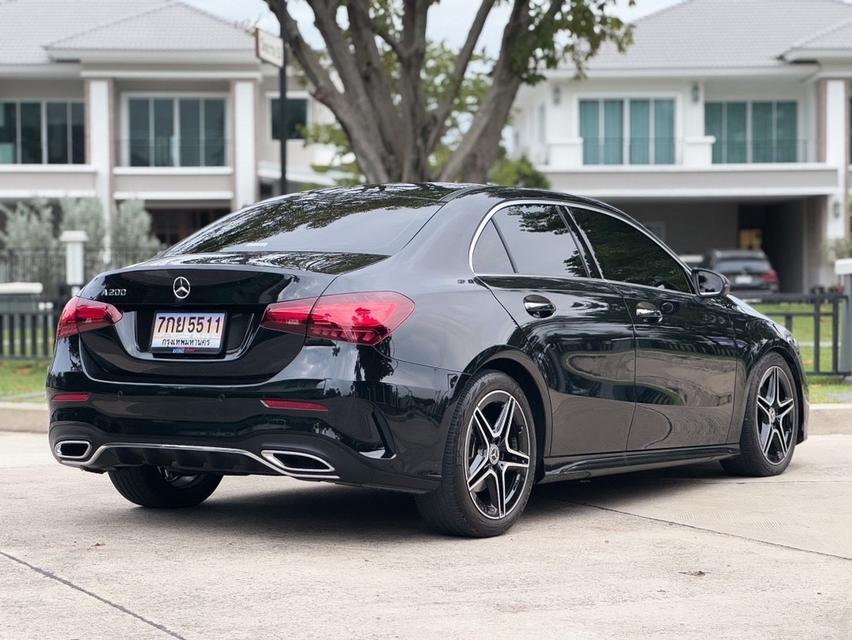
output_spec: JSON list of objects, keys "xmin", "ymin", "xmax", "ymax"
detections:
[
  {"xmin": 722, "ymin": 353, "xmax": 799, "ymax": 477},
  {"xmin": 416, "ymin": 370, "xmax": 537, "ymax": 537},
  {"xmin": 755, "ymin": 365, "xmax": 796, "ymax": 465},
  {"xmin": 465, "ymin": 390, "xmax": 532, "ymax": 519}
]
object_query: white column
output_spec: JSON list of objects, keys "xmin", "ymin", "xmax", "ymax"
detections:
[
  {"xmin": 824, "ymin": 79, "xmax": 848, "ymax": 241},
  {"xmin": 86, "ymin": 79, "xmax": 113, "ymax": 250},
  {"xmin": 60, "ymin": 230, "xmax": 88, "ymax": 296},
  {"xmin": 232, "ymin": 80, "xmax": 257, "ymax": 209}
]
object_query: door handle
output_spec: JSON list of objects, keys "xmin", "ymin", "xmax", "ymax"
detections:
[
  {"xmin": 635, "ymin": 302, "xmax": 663, "ymax": 323},
  {"xmin": 523, "ymin": 295, "xmax": 556, "ymax": 318}
]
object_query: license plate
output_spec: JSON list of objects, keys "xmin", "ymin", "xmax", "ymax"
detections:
[
  {"xmin": 151, "ymin": 312, "xmax": 226, "ymax": 354},
  {"xmin": 734, "ymin": 275, "xmax": 752, "ymax": 285}
]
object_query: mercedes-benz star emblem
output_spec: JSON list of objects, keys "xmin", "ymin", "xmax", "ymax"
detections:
[{"xmin": 173, "ymin": 276, "xmax": 191, "ymax": 300}]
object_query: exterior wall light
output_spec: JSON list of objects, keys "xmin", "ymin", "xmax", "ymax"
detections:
[
  {"xmin": 691, "ymin": 82, "xmax": 700, "ymax": 104},
  {"xmin": 552, "ymin": 85, "xmax": 562, "ymax": 106}
]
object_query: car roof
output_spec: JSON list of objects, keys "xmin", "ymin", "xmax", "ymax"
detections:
[
  {"xmin": 711, "ymin": 250, "xmax": 768, "ymax": 259},
  {"xmin": 260, "ymin": 183, "xmax": 625, "ymax": 213}
]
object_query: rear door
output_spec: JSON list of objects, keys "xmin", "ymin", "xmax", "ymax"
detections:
[
  {"xmin": 569, "ymin": 206, "xmax": 738, "ymax": 450},
  {"xmin": 472, "ymin": 202, "xmax": 635, "ymax": 456}
]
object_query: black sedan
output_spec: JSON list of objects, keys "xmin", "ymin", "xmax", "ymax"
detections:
[{"xmin": 47, "ymin": 184, "xmax": 807, "ymax": 537}]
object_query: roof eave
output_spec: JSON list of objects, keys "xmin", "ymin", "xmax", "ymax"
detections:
[
  {"xmin": 46, "ymin": 48, "xmax": 258, "ymax": 65},
  {"xmin": 543, "ymin": 63, "xmax": 819, "ymax": 80},
  {"xmin": 783, "ymin": 48, "xmax": 852, "ymax": 63}
]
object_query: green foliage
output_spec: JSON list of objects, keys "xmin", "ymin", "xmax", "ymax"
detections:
[
  {"xmin": 0, "ymin": 198, "xmax": 58, "ymax": 253},
  {"xmin": 0, "ymin": 199, "xmax": 61, "ymax": 289},
  {"xmin": 514, "ymin": 0, "xmax": 634, "ymax": 83},
  {"xmin": 489, "ymin": 155, "xmax": 550, "ymax": 188},
  {"xmin": 60, "ymin": 198, "xmax": 105, "ymax": 280},
  {"xmin": 111, "ymin": 200, "xmax": 162, "ymax": 263}
]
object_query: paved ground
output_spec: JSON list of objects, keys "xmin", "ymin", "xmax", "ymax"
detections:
[{"xmin": 1, "ymin": 430, "xmax": 850, "ymax": 640}]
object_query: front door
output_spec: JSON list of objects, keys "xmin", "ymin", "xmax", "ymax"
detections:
[
  {"xmin": 569, "ymin": 206, "xmax": 738, "ymax": 450},
  {"xmin": 471, "ymin": 203, "xmax": 635, "ymax": 456}
]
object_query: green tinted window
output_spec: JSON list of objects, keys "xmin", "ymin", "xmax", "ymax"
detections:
[{"xmin": 571, "ymin": 208, "xmax": 690, "ymax": 292}]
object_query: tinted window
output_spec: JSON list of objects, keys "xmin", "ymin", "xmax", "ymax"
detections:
[
  {"xmin": 491, "ymin": 204, "xmax": 587, "ymax": 278},
  {"xmin": 570, "ymin": 208, "xmax": 691, "ymax": 292},
  {"xmin": 167, "ymin": 189, "xmax": 439, "ymax": 256},
  {"xmin": 472, "ymin": 220, "xmax": 513, "ymax": 273}
]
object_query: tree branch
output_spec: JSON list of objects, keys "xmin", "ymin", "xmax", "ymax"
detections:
[
  {"xmin": 439, "ymin": 0, "xmax": 533, "ymax": 181},
  {"xmin": 425, "ymin": 0, "xmax": 496, "ymax": 155}
]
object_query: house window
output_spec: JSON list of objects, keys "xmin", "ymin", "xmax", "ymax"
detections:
[
  {"xmin": 127, "ymin": 97, "xmax": 226, "ymax": 167},
  {"xmin": 580, "ymin": 98, "xmax": 675, "ymax": 165},
  {"xmin": 270, "ymin": 97, "xmax": 308, "ymax": 140},
  {"xmin": 0, "ymin": 101, "xmax": 85, "ymax": 164},
  {"xmin": 705, "ymin": 101, "xmax": 797, "ymax": 163}
]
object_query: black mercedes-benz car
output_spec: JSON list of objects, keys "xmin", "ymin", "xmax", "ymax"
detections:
[{"xmin": 48, "ymin": 184, "xmax": 807, "ymax": 537}]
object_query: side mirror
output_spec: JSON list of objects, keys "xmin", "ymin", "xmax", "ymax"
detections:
[{"xmin": 693, "ymin": 268, "xmax": 730, "ymax": 298}]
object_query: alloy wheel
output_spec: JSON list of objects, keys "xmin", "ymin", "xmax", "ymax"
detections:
[
  {"xmin": 464, "ymin": 390, "xmax": 531, "ymax": 519},
  {"xmin": 755, "ymin": 366, "xmax": 796, "ymax": 465}
]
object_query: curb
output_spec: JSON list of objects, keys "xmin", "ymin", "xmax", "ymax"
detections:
[{"xmin": 0, "ymin": 401, "xmax": 48, "ymax": 433}]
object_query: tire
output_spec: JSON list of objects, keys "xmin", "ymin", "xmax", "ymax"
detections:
[
  {"xmin": 108, "ymin": 466, "xmax": 222, "ymax": 508},
  {"xmin": 721, "ymin": 353, "xmax": 799, "ymax": 477},
  {"xmin": 416, "ymin": 370, "xmax": 537, "ymax": 537}
]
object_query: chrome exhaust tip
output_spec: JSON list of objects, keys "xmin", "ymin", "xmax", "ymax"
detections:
[
  {"xmin": 54, "ymin": 440, "xmax": 93, "ymax": 461},
  {"xmin": 260, "ymin": 450, "xmax": 336, "ymax": 476}
]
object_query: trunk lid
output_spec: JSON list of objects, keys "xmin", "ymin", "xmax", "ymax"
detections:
[{"xmin": 77, "ymin": 252, "xmax": 386, "ymax": 385}]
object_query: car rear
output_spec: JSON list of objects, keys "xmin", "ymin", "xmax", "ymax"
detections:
[
  {"xmin": 47, "ymin": 187, "xmax": 459, "ymax": 493},
  {"xmin": 712, "ymin": 251, "xmax": 779, "ymax": 296}
]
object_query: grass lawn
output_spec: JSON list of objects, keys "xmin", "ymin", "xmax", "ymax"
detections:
[
  {"xmin": 752, "ymin": 302, "xmax": 840, "ymax": 373},
  {"xmin": 0, "ymin": 360, "xmax": 47, "ymax": 402}
]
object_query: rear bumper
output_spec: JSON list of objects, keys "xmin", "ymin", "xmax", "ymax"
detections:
[
  {"xmin": 48, "ymin": 342, "xmax": 465, "ymax": 493},
  {"xmin": 49, "ymin": 422, "xmax": 438, "ymax": 492}
]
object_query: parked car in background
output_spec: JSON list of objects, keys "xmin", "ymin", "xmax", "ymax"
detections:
[{"xmin": 704, "ymin": 250, "xmax": 779, "ymax": 296}]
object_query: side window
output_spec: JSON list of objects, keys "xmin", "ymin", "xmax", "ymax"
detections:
[
  {"xmin": 491, "ymin": 204, "xmax": 588, "ymax": 278},
  {"xmin": 570, "ymin": 208, "xmax": 691, "ymax": 292},
  {"xmin": 472, "ymin": 220, "xmax": 513, "ymax": 274}
]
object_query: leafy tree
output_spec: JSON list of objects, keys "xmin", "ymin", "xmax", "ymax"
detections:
[
  {"xmin": 0, "ymin": 198, "xmax": 60, "ymax": 287},
  {"xmin": 0, "ymin": 198, "xmax": 58, "ymax": 253},
  {"xmin": 267, "ymin": 0, "xmax": 632, "ymax": 183},
  {"xmin": 111, "ymin": 200, "xmax": 162, "ymax": 264},
  {"xmin": 60, "ymin": 198, "xmax": 105, "ymax": 280},
  {"xmin": 489, "ymin": 155, "xmax": 550, "ymax": 188}
]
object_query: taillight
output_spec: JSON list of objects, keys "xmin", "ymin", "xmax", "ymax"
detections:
[
  {"xmin": 761, "ymin": 270, "xmax": 779, "ymax": 284},
  {"xmin": 57, "ymin": 297, "xmax": 123, "ymax": 338},
  {"xmin": 261, "ymin": 291, "xmax": 414, "ymax": 346}
]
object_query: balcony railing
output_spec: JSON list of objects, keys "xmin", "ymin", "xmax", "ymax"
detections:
[
  {"xmin": 581, "ymin": 137, "xmax": 678, "ymax": 166},
  {"xmin": 116, "ymin": 138, "xmax": 231, "ymax": 168},
  {"xmin": 710, "ymin": 139, "xmax": 809, "ymax": 164}
]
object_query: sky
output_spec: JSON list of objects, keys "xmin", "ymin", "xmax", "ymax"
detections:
[{"xmin": 185, "ymin": 0, "xmax": 682, "ymax": 53}]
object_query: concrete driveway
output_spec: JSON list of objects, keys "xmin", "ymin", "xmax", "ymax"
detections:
[{"xmin": 1, "ymin": 428, "xmax": 850, "ymax": 640}]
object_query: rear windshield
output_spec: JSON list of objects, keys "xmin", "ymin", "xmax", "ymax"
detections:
[
  {"xmin": 716, "ymin": 258, "xmax": 771, "ymax": 273},
  {"xmin": 167, "ymin": 192, "xmax": 440, "ymax": 256}
]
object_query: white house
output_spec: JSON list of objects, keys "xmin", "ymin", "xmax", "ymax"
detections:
[
  {"xmin": 0, "ymin": 0, "xmax": 335, "ymax": 245},
  {"xmin": 513, "ymin": 0, "xmax": 852, "ymax": 292}
]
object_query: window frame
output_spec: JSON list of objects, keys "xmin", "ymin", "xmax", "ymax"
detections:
[
  {"xmin": 267, "ymin": 91, "xmax": 310, "ymax": 142},
  {"xmin": 0, "ymin": 99, "xmax": 85, "ymax": 165},
  {"xmin": 120, "ymin": 92, "xmax": 230, "ymax": 168},
  {"xmin": 704, "ymin": 99, "xmax": 800, "ymax": 164},
  {"xmin": 576, "ymin": 94, "xmax": 680, "ymax": 166},
  {"xmin": 469, "ymin": 199, "xmax": 695, "ymax": 296}
]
